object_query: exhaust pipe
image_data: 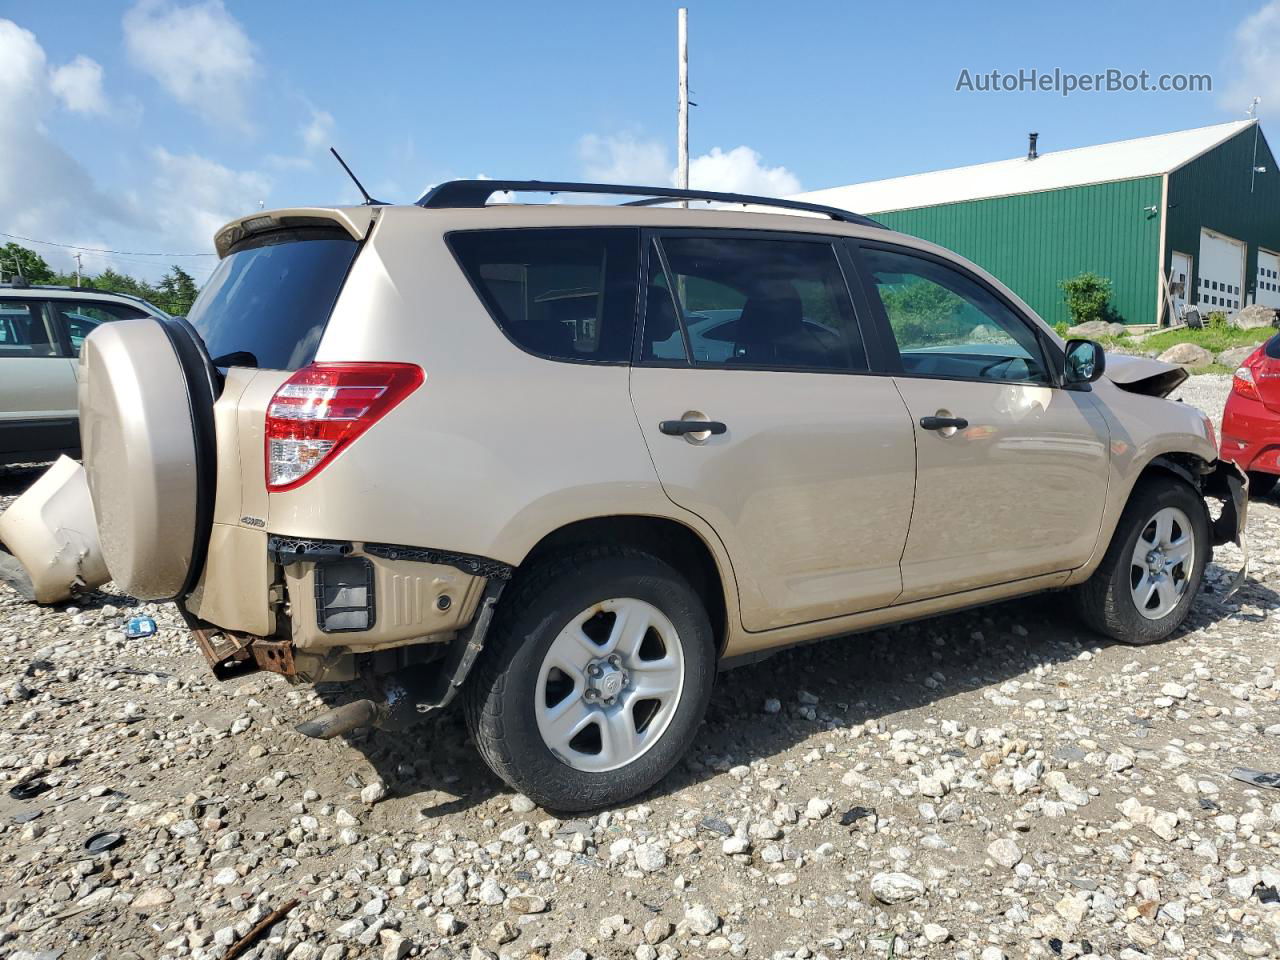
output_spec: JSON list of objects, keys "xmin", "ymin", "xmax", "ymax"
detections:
[
  {"xmin": 295, "ymin": 699, "xmax": 382, "ymax": 739},
  {"xmin": 293, "ymin": 662, "xmax": 459, "ymax": 740}
]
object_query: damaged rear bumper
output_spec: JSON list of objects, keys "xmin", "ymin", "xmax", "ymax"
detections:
[{"xmin": 0, "ymin": 457, "xmax": 111, "ymax": 603}]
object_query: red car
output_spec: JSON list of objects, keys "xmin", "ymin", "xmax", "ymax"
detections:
[{"xmin": 1221, "ymin": 332, "xmax": 1280, "ymax": 497}]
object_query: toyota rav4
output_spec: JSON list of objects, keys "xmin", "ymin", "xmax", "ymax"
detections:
[{"xmin": 67, "ymin": 181, "xmax": 1246, "ymax": 810}]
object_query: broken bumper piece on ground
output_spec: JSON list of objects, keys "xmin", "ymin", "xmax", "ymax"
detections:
[{"xmin": 0, "ymin": 457, "xmax": 111, "ymax": 604}]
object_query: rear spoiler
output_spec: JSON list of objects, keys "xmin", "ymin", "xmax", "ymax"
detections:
[{"xmin": 213, "ymin": 207, "xmax": 378, "ymax": 257}]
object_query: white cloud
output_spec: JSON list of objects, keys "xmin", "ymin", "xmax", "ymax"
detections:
[
  {"xmin": 0, "ymin": 20, "xmax": 137, "ymax": 259},
  {"xmin": 0, "ymin": 17, "xmax": 268, "ymax": 282},
  {"xmin": 688, "ymin": 146, "xmax": 801, "ymax": 196},
  {"xmin": 579, "ymin": 133, "xmax": 670, "ymax": 185},
  {"xmin": 577, "ymin": 133, "xmax": 802, "ymax": 195},
  {"xmin": 301, "ymin": 108, "xmax": 335, "ymax": 152},
  {"xmin": 50, "ymin": 55, "xmax": 108, "ymax": 115},
  {"xmin": 123, "ymin": 0, "xmax": 256, "ymax": 130},
  {"xmin": 1223, "ymin": 1, "xmax": 1280, "ymax": 118},
  {"xmin": 142, "ymin": 148, "xmax": 271, "ymax": 251}
]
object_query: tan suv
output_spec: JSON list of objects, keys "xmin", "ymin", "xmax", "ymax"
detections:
[{"xmin": 69, "ymin": 181, "xmax": 1246, "ymax": 810}]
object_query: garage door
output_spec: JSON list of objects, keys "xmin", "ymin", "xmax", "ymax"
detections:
[
  {"xmin": 1258, "ymin": 248, "xmax": 1280, "ymax": 309},
  {"xmin": 1198, "ymin": 228, "xmax": 1246, "ymax": 312}
]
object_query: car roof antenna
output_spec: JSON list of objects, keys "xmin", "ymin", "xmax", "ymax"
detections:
[{"xmin": 329, "ymin": 147, "xmax": 385, "ymax": 206}]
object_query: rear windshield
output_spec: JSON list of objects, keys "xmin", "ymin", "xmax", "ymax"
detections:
[
  {"xmin": 188, "ymin": 227, "xmax": 358, "ymax": 370},
  {"xmin": 1266, "ymin": 332, "xmax": 1280, "ymax": 360}
]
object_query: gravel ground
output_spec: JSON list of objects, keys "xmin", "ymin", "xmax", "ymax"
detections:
[{"xmin": 0, "ymin": 376, "xmax": 1277, "ymax": 960}]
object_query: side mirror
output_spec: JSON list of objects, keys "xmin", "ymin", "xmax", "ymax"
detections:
[{"xmin": 1064, "ymin": 338, "xmax": 1105, "ymax": 386}]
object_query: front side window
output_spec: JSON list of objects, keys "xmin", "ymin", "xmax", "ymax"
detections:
[
  {"xmin": 450, "ymin": 228, "xmax": 639, "ymax": 363},
  {"xmin": 0, "ymin": 301, "xmax": 58, "ymax": 357},
  {"xmin": 654, "ymin": 235, "xmax": 867, "ymax": 371},
  {"xmin": 862, "ymin": 246, "xmax": 1048, "ymax": 383},
  {"xmin": 52, "ymin": 301, "xmax": 150, "ymax": 352}
]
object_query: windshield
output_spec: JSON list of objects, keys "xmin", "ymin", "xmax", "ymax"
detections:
[{"xmin": 188, "ymin": 227, "xmax": 358, "ymax": 370}]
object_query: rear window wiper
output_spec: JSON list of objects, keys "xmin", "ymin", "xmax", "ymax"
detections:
[{"xmin": 211, "ymin": 350, "xmax": 259, "ymax": 368}]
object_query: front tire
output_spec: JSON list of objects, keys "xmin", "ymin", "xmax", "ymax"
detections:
[
  {"xmin": 464, "ymin": 545, "xmax": 715, "ymax": 811},
  {"xmin": 1072, "ymin": 478, "xmax": 1210, "ymax": 645}
]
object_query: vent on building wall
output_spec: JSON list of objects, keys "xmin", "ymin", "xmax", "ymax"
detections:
[{"xmin": 1028, "ymin": 132, "xmax": 1039, "ymax": 160}]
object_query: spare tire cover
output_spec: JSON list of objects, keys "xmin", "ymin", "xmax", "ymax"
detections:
[{"xmin": 79, "ymin": 318, "xmax": 212, "ymax": 600}]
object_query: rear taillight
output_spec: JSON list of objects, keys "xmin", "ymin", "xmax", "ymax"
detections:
[
  {"xmin": 265, "ymin": 362, "xmax": 424, "ymax": 491},
  {"xmin": 1231, "ymin": 346, "xmax": 1266, "ymax": 401}
]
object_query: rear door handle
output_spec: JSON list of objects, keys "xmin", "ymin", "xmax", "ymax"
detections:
[
  {"xmin": 659, "ymin": 419, "xmax": 727, "ymax": 436},
  {"xmin": 919, "ymin": 415, "xmax": 969, "ymax": 431}
]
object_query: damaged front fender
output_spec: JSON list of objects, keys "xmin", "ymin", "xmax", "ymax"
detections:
[{"xmin": 0, "ymin": 457, "xmax": 111, "ymax": 604}]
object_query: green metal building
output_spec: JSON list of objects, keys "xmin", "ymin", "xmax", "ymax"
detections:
[{"xmin": 797, "ymin": 120, "xmax": 1280, "ymax": 327}]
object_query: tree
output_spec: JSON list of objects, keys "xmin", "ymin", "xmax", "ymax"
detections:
[
  {"xmin": 157, "ymin": 265, "xmax": 200, "ymax": 316},
  {"xmin": 1059, "ymin": 272, "xmax": 1117, "ymax": 326},
  {"xmin": 0, "ymin": 243, "xmax": 56, "ymax": 284},
  {"xmin": 879, "ymin": 278, "xmax": 967, "ymax": 346}
]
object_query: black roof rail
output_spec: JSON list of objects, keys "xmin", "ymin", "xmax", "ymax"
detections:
[{"xmin": 416, "ymin": 180, "xmax": 883, "ymax": 228}]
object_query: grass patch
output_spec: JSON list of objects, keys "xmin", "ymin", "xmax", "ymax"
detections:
[
  {"xmin": 1096, "ymin": 325, "xmax": 1270, "ymax": 354},
  {"xmin": 1138, "ymin": 326, "xmax": 1271, "ymax": 354},
  {"xmin": 1093, "ymin": 326, "xmax": 1270, "ymax": 374}
]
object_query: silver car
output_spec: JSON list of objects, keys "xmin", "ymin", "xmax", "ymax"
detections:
[{"xmin": 0, "ymin": 283, "xmax": 168, "ymax": 465}]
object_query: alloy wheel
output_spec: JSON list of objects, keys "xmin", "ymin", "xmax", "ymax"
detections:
[
  {"xmin": 534, "ymin": 597, "xmax": 686, "ymax": 772},
  {"xmin": 1130, "ymin": 505, "xmax": 1195, "ymax": 620}
]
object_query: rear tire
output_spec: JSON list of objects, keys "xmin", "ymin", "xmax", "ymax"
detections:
[
  {"xmin": 1072, "ymin": 478, "xmax": 1209, "ymax": 645},
  {"xmin": 464, "ymin": 545, "xmax": 715, "ymax": 811},
  {"xmin": 1247, "ymin": 471, "xmax": 1278, "ymax": 498}
]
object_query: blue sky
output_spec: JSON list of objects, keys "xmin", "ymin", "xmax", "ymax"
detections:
[{"xmin": 2, "ymin": 0, "xmax": 1277, "ymax": 281}]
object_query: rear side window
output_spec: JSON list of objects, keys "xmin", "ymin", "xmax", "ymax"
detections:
[
  {"xmin": 0, "ymin": 302, "xmax": 59, "ymax": 357},
  {"xmin": 52, "ymin": 301, "xmax": 150, "ymax": 352},
  {"xmin": 449, "ymin": 228, "xmax": 639, "ymax": 363},
  {"xmin": 651, "ymin": 235, "xmax": 867, "ymax": 371},
  {"xmin": 188, "ymin": 227, "xmax": 358, "ymax": 370}
]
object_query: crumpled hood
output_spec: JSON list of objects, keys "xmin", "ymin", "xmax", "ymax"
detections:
[{"xmin": 1104, "ymin": 353, "xmax": 1188, "ymax": 398}]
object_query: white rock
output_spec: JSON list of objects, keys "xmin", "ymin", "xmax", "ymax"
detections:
[
  {"xmin": 987, "ymin": 837, "xmax": 1022, "ymax": 869},
  {"xmin": 684, "ymin": 904, "xmax": 720, "ymax": 935},
  {"xmin": 869, "ymin": 872, "xmax": 925, "ymax": 904},
  {"xmin": 477, "ymin": 876, "xmax": 505, "ymax": 905},
  {"xmin": 435, "ymin": 912, "xmax": 462, "ymax": 935},
  {"xmin": 360, "ymin": 780, "xmax": 387, "ymax": 804},
  {"xmin": 634, "ymin": 843, "xmax": 667, "ymax": 873},
  {"xmin": 805, "ymin": 797, "xmax": 832, "ymax": 819},
  {"xmin": 923, "ymin": 923, "xmax": 950, "ymax": 944}
]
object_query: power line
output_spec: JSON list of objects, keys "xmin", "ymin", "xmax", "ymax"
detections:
[
  {"xmin": 62, "ymin": 246, "xmax": 216, "ymax": 275},
  {"xmin": 0, "ymin": 230, "xmax": 216, "ymax": 257}
]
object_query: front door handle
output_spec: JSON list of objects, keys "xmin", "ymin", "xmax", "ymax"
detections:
[
  {"xmin": 919, "ymin": 415, "xmax": 969, "ymax": 431},
  {"xmin": 659, "ymin": 419, "xmax": 728, "ymax": 437}
]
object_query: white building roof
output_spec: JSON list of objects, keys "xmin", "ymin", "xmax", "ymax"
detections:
[{"xmin": 794, "ymin": 119, "xmax": 1257, "ymax": 215}]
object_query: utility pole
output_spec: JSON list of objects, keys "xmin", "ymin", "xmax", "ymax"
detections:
[
  {"xmin": 677, "ymin": 7, "xmax": 689, "ymax": 206},
  {"xmin": 73, "ymin": 252, "xmax": 82, "ymax": 287}
]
